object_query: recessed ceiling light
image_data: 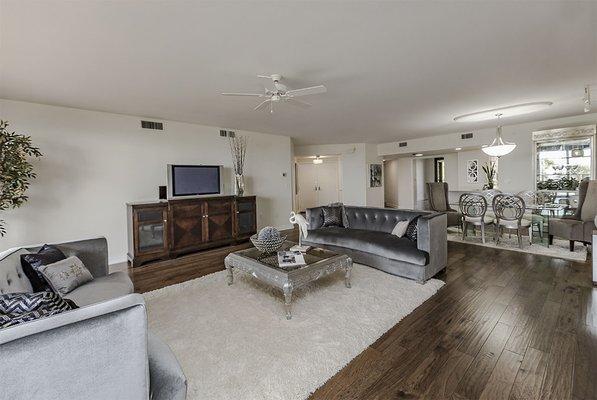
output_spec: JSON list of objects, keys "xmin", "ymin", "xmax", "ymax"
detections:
[
  {"xmin": 414, "ymin": 153, "xmax": 423, "ymax": 157},
  {"xmin": 454, "ymin": 147, "xmax": 462, "ymax": 151},
  {"xmin": 453, "ymin": 102, "xmax": 553, "ymax": 122}
]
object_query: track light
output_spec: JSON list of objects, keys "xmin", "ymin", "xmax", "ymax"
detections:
[{"xmin": 585, "ymin": 85, "xmax": 592, "ymax": 113}]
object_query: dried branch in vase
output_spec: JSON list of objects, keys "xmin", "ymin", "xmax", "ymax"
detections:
[{"xmin": 229, "ymin": 136, "xmax": 247, "ymax": 175}]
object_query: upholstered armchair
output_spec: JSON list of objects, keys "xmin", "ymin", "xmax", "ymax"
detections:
[
  {"xmin": 549, "ymin": 179, "xmax": 597, "ymax": 251},
  {"xmin": 426, "ymin": 182, "xmax": 461, "ymax": 228}
]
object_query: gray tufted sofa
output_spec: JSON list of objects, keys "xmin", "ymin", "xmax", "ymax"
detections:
[
  {"xmin": 0, "ymin": 237, "xmax": 187, "ymax": 400},
  {"xmin": 303, "ymin": 206, "xmax": 447, "ymax": 283}
]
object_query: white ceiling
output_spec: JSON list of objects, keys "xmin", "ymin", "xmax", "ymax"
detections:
[{"xmin": 1, "ymin": 1, "xmax": 596, "ymax": 145}]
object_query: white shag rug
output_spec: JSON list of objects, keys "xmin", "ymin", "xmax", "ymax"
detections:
[
  {"xmin": 447, "ymin": 229, "xmax": 588, "ymax": 262},
  {"xmin": 144, "ymin": 263, "xmax": 444, "ymax": 400}
]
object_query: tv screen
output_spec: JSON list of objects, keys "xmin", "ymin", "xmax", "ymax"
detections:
[{"xmin": 169, "ymin": 165, "xmax": 221, "ymax": 197}]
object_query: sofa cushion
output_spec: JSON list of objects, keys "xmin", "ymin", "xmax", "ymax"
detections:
[
  {"xmin": 306, "ymin": 227, "xmax": 428, "ymax": 266},
  {"xmin": 21, "ymin": 245, "xmax": 67, "ymax": 292},
  {"xmin": 38, "ymin": 256, "xmax": 94, "ymax": 296},
  {"xmin": 405, "ymin": 217, "xmax": 419, "ymax": 242},
  {"xmin": 0, "ymin": 249, "xmax": 33, "ymax": 295},
  {"xmin": 322, "ymin": 206, "xmax": 344, "ymax": 227},
  {"xmin": 63, "ymin": 271, "xmax": 134, "ymax": 307},
  {"xmin": 0, "ymin": 291, "xmax": 76, "ymax": 329}
]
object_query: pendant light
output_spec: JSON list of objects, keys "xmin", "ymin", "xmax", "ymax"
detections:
[{"xmin": 481, "ymin": 114, "xmax": 516, "ymax": 157}]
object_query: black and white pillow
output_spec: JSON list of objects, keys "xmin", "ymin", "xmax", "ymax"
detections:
[
  {"xmin": 322, "ymin": 206, "xmax": 344, "ymax": 228},
  {"xmin": 21, "ymin": 245, "xmax": 67, "ymax": 292},
  {"xmin": 0, "ymin": 292, "xmax": 77, "ymax": 329},
  {"xmin": 405, "ymin": 217, "xmax": 419, "ymax": 242}
]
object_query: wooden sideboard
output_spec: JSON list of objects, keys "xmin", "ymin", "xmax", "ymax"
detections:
[{"xmin": 127, "ymin": 196, "xmax": 256, "ymax": 267}]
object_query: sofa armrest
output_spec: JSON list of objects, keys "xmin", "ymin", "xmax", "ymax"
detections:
[
  {"xmin": 0, "ymin": 294, "xmax": 149, "ymax": 400},
  {"xmin": 417, "ymin": 212, "xmax": 447, "ymax": 279},
  {"xmin": 149, "ymin": 332, "xmax": 187, "ymax": 400}
]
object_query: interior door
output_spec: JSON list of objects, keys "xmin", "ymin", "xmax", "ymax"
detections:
[
  {"xmin": 297, "ymin": 163, "xmax": 318, "ymax": 211},
  {"xmin": 316, "ymin": 161, "xmax": 340, "ymax": 206}
]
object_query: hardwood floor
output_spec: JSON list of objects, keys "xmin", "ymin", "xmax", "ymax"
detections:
[{"xmin": 118, "ymin": 230, "xmax": 596, "ymax": 399}]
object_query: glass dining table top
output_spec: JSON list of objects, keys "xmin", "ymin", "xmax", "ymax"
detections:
[{"xmin": 448, "ymin": 202, "xmax": 572, "ymax": 246}]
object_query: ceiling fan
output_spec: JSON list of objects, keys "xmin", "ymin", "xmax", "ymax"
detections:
[{"xmin": 221, "ymin": 74, "xmax": 327, "ymax": 113}]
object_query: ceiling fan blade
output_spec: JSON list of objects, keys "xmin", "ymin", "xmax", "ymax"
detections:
[
  {"xmin": 221, "ymin": 92, "xmax": 264, "ymax": 97},
  {"xmin": 254, "ymin": 99, "xmax": 271, "ymax": 111},
  {"xmin": 286, "ymin": 85, "xmax": 327, "ymax": 97},
  {"xmin": 285, "ymin": 97, "xmax": 312, "ymax": 108}
]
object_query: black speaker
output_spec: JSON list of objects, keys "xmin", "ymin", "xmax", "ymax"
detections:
[{"xmin": 158, "ymin": 186, "xmax": 167, "ymax": 200}]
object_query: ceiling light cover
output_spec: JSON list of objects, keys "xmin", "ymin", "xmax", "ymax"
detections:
[
  {"xmin": 454, "ymin": 102, "xmax": 553, "ymax": 122},
  {"xmin": 313, "ymin": 156, "xmax": 323, "ymax": 164},
  {"xmin": 414, "ymin": 153, "xmax": 423, "ymax": 157},
  {"xmin": 482, "ymin": 125, "xmax": 516, "ymax": 157},
  {"xmin": 454, "ymin": 147, "xmax": 462, "ymax": 151}
]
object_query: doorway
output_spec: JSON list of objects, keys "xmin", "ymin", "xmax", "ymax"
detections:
[{"xmin": 295, "ymin": 157, "xmax": 340, "ymax": 211}]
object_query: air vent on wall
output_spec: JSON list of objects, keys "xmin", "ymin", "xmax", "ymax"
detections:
[
  {"xmin": 398, "ymin": 142, "xmax": 408, "ymax": 147},
  {"xmin": 219, "ymin": 129, "xmax": 236, "ymax": 138},
  {"xmin": 461, "ymin": 132, "xmax": 474, "ymax": 140},
  {"xmin": 141, "ymin": 120, "xmax": 164, "ymax": 131}
]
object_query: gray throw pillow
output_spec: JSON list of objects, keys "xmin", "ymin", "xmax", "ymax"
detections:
[{"xmin": 37, "ymin": 256, "xmax": 93, "ymax": 295}]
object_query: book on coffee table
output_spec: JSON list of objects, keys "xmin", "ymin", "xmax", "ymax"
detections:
[{"xmin": 277, "ymin": 250, "xmax": 306, "ymax": 268}]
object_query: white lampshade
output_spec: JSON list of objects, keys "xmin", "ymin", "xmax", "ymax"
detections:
[{"xmin": 481, "ymin": 125, "xmax": 516, "ymax": 157}]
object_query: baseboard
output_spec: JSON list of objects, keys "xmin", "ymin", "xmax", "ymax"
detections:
[{"xmin": 109, "ymin": 255, "xmax": 128, "ymax": 266}]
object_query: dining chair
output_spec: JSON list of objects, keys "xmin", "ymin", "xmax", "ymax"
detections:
[
  {"xmin": 493, "ymin": 194, "xmax": 532, "ymax": 249},
  {"xmin": 517, "ymin": 190, "xmax": 544, "ymax": 239},
  {"xmin": 426, "ymin": 182, "xmax": 462, "ymax": 229},
  {"xmin": 459, "ymin": 193, "xmax": 493, "ymax": 243},
  {"xmin": 481, "ymin": 189, "xmax": 502, "ymax": 219}
]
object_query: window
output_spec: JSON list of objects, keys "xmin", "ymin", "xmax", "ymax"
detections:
[
  {"xmin": 434, "ymin": 157, "xmax": 445, "ymax": 183},
  {"xmin": 535, "ymin": 137, "xmax": 592, "ymax": 190}
]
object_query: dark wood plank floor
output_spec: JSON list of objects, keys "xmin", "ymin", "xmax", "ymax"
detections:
[{"xmin": 118, "ymin": 230, "xmax": 596, "ymax": 400}]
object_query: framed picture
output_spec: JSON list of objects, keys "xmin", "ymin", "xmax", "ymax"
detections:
[
  {"xmin": 370, "ymin": 164, "xmax": 382, "ymax": 187},
  {"xmin": 467, "ymin": 160, "xmax": 478, "ymax": 183}
]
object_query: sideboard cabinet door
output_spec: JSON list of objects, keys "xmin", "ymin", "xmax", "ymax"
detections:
[
  {"xmin": 235, "ymin": 197, "xmax": 257, "ymax": 238},
  {"xmin": 129, "ymin": 204, "xmax": 169, "ymax": 265}
]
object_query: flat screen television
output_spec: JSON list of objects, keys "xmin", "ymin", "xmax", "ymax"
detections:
[{"xmin": 167, "ymin": 165, "xmax": 224, "ymax": 198}]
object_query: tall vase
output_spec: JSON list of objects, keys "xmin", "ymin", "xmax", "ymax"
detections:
[{"xmin": 235, "ymin": 174, "xmax": 245, "ymax": 196}]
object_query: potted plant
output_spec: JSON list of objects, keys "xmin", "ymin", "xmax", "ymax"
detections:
[
  {"xmin": 0, "ymin": 120, "xmax": 42, "ymax": 236},
  {"xmin": 481, "ymin": 161, "xmax": 496, "ymax": 190}
]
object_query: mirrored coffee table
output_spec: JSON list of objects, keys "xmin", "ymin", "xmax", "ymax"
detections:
[{"xmin": 224, "ymin": 241, "xmax": 352, "ymax": 319}]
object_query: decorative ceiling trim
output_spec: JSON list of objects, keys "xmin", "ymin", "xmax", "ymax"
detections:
[{"xmin": 532, "ymin": 124, "xmax": 596, "ymax": 142}]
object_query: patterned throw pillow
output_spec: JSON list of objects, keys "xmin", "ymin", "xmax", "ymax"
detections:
[
  {"xmin": 37, "ymin": 256, "xmax": 94, "ymax": 295},
  {"xmin": 21, "ymin": 245, "xmax": 67, "ymax": 292},
  {"xmin": 0, "ymin": 291, "xmax": 77, "ymax": 329},
  {"xmin": 322, "ymin": 206, "xmax": 344, "ymax": 228},
  {"xmin": 405, "ymin": 217, "xmax": 419, "ymax": 242}
]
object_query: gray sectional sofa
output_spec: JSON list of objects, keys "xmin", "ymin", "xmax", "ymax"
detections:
[
  {"xmin": 0, "ymin": 237, "xmax": 187, "ymax": 400},
  {"xmin": 303, "ymin": 206, "xmax": 447, "ymax": 283}
]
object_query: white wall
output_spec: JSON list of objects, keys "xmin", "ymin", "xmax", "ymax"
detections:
[
  {"xmin": 294, "ymin": 143, "xmax": 368, "ymax": 206},
  {"xmin": 365, "ymin": 143, "xmax": 384, "ymax": 208},
  {"xmin": 397, "ymin": 158, "xmax": 415, "ymax": 209},
  {"xmin": 0, "ymin": 99, "xmax": 293, "ymax": 263},
  {"xmin": 378, "ymin": 113, "xmax": 597, "ymax": 193},
  {"xmin": 383, "ymin": 159, "xmax": 399, "ymax": 208}
]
